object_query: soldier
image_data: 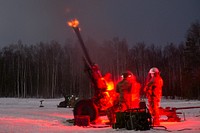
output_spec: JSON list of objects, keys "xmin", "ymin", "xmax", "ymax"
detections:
[
  {"xmin": 144, "ymin": 67, "xmax": 163, "ymax": 125},
  {"xmin": 106, "ymin": 71, "xmax": 141, "ymax": 124},
  {"xmin": 97, "ymin": 72, "xmax": 115, "ymax": 110}
]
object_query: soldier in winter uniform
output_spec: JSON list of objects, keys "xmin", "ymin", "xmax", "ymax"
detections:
[
  {"xmin": 144, "ymin": 67, "xmax": 163, "ymax": 125},
  {"xmin": 106, "ymin": 71, "xmax": 141, "ymax": 124},
  {"xmin": 116, "ymin": 71, "xmax": 141, "ymax": 110}
]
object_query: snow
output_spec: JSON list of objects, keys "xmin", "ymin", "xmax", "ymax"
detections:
[{"xmin": 0, "ymin": 98, "xmax": 200, "ymax": 133}]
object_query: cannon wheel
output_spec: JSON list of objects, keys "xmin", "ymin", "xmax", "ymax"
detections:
[{"xmin": 73, "ymin": 99, "xmax": 99, "ymax": 122}]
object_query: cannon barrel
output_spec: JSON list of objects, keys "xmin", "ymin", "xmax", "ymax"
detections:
[
  {"xmin": 72, "ymin": 26, "xmax": 93, "ymax": 66},
  {"xmin": 172, "ymin": 106, "xmax": 200, "ymax": 110}
]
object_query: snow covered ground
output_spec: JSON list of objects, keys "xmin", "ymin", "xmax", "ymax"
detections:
[{"xmin": 0, "ymin": 98, "xmax": 199, "ymax": 133}]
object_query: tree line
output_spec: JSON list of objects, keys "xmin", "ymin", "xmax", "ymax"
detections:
[{"xmin": 0, "ymin": 21, "xmax": 199, "ymax": 99}]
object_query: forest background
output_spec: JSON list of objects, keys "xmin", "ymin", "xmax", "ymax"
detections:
[{"xmin": 0, "ymin": 21, "xmax": 199, "ymax": 100}]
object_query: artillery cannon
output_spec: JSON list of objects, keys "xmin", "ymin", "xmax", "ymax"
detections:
[
  {"xmin": 68, "ymin": 19, "xmax": 116, "ymax": 122},
  {"xmin": 159, "ymin": 106, "xmax": 200, "ymax": 122}
]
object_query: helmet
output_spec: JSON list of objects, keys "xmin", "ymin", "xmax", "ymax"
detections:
[
  {"xmin": 121, "ymin": 71, "xmax": 133, "ymax": 79},
  {"xmin": 149, "ymin": 67, "xmax": 160, "ymax": 74}
]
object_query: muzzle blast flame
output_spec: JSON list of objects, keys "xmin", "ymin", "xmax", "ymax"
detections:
[{"xmin": 68, "ymin": 19, "xmax": 79, "ymax": 28}]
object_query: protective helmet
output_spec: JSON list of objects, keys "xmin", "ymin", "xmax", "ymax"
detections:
[
  {"xmin": 149, "ymin": 67, "xmax": 160, "ymax": 74},
  {"xmin": 121, "ymin": 71, "xmax": 133, "ymax": 79}
]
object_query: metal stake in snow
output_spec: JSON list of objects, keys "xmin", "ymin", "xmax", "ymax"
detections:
[{"xmin": 39, "ymin": 100, "xmax": 44, "ymax": 107}]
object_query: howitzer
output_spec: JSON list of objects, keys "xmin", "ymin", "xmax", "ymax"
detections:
[
  {"xmin": 68, "ymin": 19, "xmax": 115, "ymax": 123},
  {"xmin": 159, "ymin": 106, "xmax": 200, "ymax": 122}
]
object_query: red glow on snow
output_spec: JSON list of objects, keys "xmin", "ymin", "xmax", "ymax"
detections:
[
  {"xmin": 0, "ymin": 117, "xmax": 110, "ymax": 132},
  {"xmin": 94, "ymin": 116, "xmax": 110, "ymax": 124},
  {"xmin": 163, "ymin": 121, "xmax": 179, "ymax": 125}
]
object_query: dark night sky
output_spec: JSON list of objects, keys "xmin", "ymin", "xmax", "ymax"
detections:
[{"xmin": 0, "ymin": 0, "xmax": 200, "ymax": 47}]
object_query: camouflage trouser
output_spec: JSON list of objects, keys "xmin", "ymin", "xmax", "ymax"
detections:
[
  {"xmin": 147, "ymin": 95, "xmax": 160, "ymax": 125},
  {"xmin": 106, "ymin": 106, "xmax": 116, "ymax": 124}
]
